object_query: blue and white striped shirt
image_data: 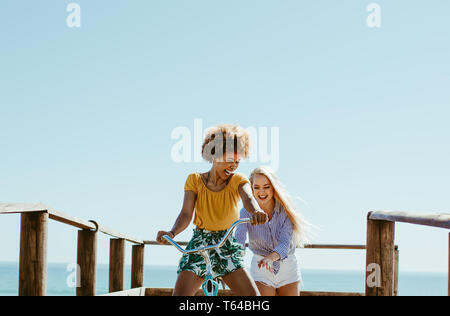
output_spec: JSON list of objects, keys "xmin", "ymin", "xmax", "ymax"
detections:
[{"xmin": 235, "ymin": 200, "xmax": 296, "ymax": 274}]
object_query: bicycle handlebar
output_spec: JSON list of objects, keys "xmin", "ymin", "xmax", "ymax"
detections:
[{"xmin": 162, "ymin": 218, "xmax": 251, "ymax": 255}]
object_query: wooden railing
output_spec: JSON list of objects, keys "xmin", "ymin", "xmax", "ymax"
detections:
[
  {"xmin": 0, "ymin": 203, "xmax": 145, "ymax": 296},
  {"xmin": 2, "ymin": 203, "xmax": 379, "ymax": 296},
  {"xmin": 4, "ymin": 203, "xmax": 448, "ymax": 296},
  {"xmin": 365, "ymin": 211, "xmax": 450, "ymax": 296}
]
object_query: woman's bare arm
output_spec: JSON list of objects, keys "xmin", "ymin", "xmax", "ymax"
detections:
[
  {"xmin": 156, "ymin": 190, "xmax": 196, "ymax": 244},
  {"xmin": 170, "ymin": 190, "xmax": 196, "ymax": 235},
  {"xmin": 238, "ymin": 182, "xmax": 268, "ymax": 225}
]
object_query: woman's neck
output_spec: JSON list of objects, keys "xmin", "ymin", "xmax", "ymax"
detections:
[
  {"xmin": 206, "ymin": 167, "xmax": 230, "ymax": 188},
  {"xmin": 260, "ymin": 198, "xmax": 275, "ymax": 216},
  {"xmin": 207, "ymin": 167, "xmax": 226, "ymax": 186}
]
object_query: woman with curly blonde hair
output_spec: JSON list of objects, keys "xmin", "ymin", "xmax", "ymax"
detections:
[{"xmin": 157, "ymin": 124, "xmax": 268, "ymax": 296}]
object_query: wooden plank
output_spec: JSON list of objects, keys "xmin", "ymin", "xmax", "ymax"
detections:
[
  {"xmin": 131, "ymin": 244, "xmax": 145, "ymax": 288},
  {"xmin": 365, "ymin": 216, "xmax": 395, "ymax": 296},
  {"xmin": 76, "ymin": 229, "xmax": 97, "ymax": 296},
  {"xmin": 109, "ymin": 238, "xmax": 125, "ymax": 293},
  {"xmin": 144, "ymin": 288, "xmax": 364, "ymax": 297},
  {"xmin": 369, "ymin": 211, "xmax": 450, "ymax": 229},
  {"xmin": 49, "ymin": 209, "xmax": 143, "ymax": 244},
  {"xmin": 19, "ymin": 212, "xmax": 48, "ymax": 296},
  {"xmin": 49, "ymin": 210, "xmax": 96, "ymax": 230},
  {"xmin": 0, "ymin": 203, "xmax": 143, "ymax": 244},
  {"xmin": 99, "ymin": 225, "xmax": 143, "ymax": 245},
  {"xmin": 0, "ymin": 203, "xmax": 48, "ymax": 214},
  {"xmin": 100, "ymin": 287, "xmax": 146, "ymax": 296}
]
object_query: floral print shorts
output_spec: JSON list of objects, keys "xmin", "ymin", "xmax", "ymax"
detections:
[{"xmin": 177, "ymin": 228, "xmax": 245, "ymax": 279}]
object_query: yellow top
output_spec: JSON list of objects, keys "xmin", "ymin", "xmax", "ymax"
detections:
[{"xmin": 184, "ymin": 172, "xmax": 251, "ymax": 231}]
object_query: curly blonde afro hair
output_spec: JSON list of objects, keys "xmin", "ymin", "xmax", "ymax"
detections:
[{"xmin": 201, "ymin": 124, "xmax": 251, "ymax": 163}]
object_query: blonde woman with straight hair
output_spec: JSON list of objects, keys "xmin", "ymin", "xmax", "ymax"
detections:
[{"xmin": 235, "ymin": 166, "xmax": 313, "ymax": 296}]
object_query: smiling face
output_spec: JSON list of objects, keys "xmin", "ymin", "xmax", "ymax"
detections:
[
  {"xmin": 213, "ymin": 153, "xmax": 241, "ymax": 180},
  {"xmin": 251, "ymin": 173, "xmax": 274, "ymax": 206}
]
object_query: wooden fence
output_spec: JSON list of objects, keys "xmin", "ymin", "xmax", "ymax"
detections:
[
  {"xmin": 0, "ymin": 203, "xmax": 144, "ymax": 296},
  {"xmin": 365, "ymin": 210, "xmax": 450, "ymax": 296},
  {"xmin": 1, "ymin": 203, "xmax": 449, "ymax": 296}
]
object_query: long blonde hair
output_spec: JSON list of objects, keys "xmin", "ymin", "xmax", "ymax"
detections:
[{"xmin": 249, "ymin": 166, "xmax": 314, "ymax": 247}]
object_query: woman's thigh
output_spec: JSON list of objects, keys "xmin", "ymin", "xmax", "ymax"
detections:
[
  {"xmin": 222, "ymin": 268, "xmax": 260, "ymax": 296},
  {"xmin": 173, "ymin": 270, "xmax": 204, "ymax": 296},
  {"xmin": 255, "ymin": 282, "xmax": 277, "ymax": 296},
  {"xmin": 276, "ymin": 281, "xmax": 300, "ymax": 296}
]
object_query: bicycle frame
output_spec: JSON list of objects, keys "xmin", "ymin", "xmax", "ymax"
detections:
[{"xmin": 162, "ymin": 218, "xmax": 251, "ymax": 296}]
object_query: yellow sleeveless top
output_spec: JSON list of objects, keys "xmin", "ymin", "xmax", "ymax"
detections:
[{"xmin": 184, "ymin": 172, "xmax": 250, "ymax": 231}]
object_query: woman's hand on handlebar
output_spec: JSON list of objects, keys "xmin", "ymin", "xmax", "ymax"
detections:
[
  {"xmin": 156, "ymin": 230, "xmax": 175, "ymax": 245},
  {"xmin": 251, "ymin": 210, "xmax": 268, "ymax": 226}
]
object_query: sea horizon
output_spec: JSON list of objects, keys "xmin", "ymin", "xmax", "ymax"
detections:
[{"xmin": 0, "ymin": 261, "xmax": 447, "ymax": 296}]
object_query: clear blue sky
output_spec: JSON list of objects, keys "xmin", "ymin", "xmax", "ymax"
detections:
[{"xmin": 1, "ymin": 1, "xmax": 449, "ymax": 274}]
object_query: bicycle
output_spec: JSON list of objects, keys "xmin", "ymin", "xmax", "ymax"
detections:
[{"xmin": 162, "ymin": 218, "xmax": 251, "ymax": 296}]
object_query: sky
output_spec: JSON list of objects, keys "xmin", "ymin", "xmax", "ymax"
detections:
[{"xmin": 0, "ymin": 0, "xmax": 449, "ymax": 276}]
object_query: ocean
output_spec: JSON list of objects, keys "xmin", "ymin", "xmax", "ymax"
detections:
[{"xmin": 0, "ymin": 262, "xmax": 447, "ymax": 296}]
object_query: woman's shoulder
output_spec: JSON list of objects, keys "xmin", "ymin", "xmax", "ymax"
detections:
[
  {"xmin": 185, "ymin": 172, "xmax": 202, "ymax": 182},
  {"xmin": 184, "ymin": 172, "xmax": 203, "ymax": 192},
  {"xmin": 186, "ymin": 172, "xmax": 201, "ymax": 178}
]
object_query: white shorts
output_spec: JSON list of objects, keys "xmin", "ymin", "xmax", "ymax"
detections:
[{"xmin": 250, "ymin": 254, "xmax": 302, "ymax": 289}]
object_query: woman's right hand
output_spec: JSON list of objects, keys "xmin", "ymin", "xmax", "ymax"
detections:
[
  {"xmin": 251, "ymin": 210, "xmax": 268, "ymax": 226},
  {"xmin": 156, "ymin": 230, "xmax": 175, "ymax": 245},
  {"xmin": 258, "ymin": 256, "xmax": 275, "ymax": 273}
]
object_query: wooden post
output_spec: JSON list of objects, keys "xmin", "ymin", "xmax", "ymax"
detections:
[
  {"xmin": 19, "ymin": 211, "xmax": 48, "ymax": 296},
  {"xmin": 393, "ymin": 247, "xmax": 399, "ymax": 296},
  {"xmin": 365, "ymin": 214, "xmax": 395, "ymax": 296},
  {"xmin": 448, "ymin": 232, "xmax": 449, "ymax": 297},
  {"xmin": 109, "ymin": 238, "xmax": 125, "ymax": 292},
  {"xmin": 76, "ymin": 229, "xmax": 97, "ymax": 296},
  {"xmin": 131, "ymin": 244, "xmax": 145, "ymax": 288}
]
